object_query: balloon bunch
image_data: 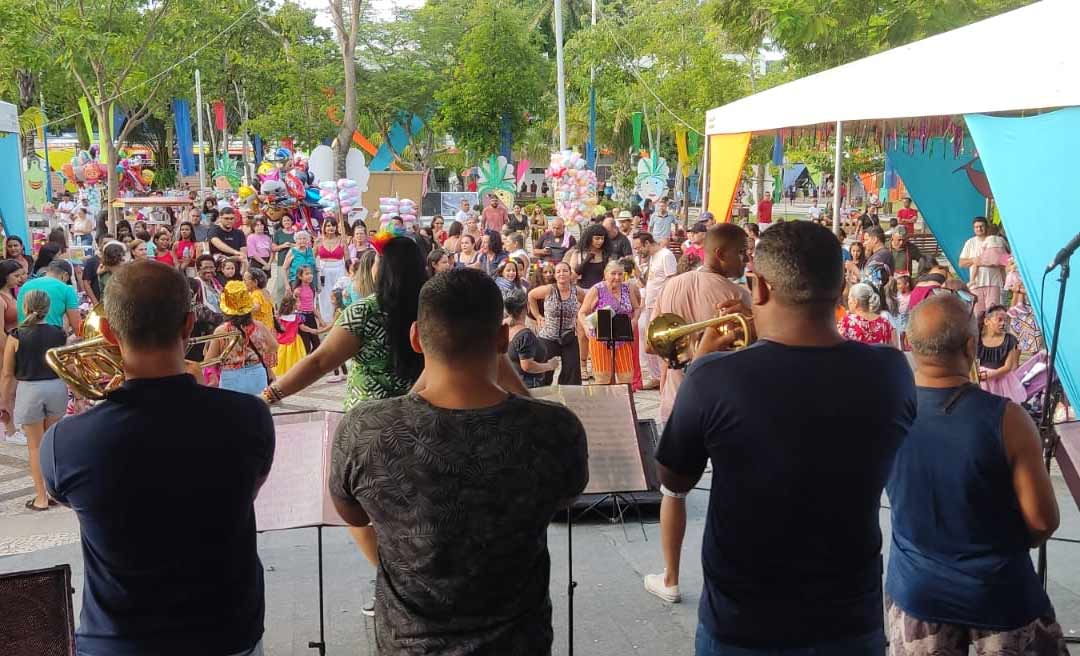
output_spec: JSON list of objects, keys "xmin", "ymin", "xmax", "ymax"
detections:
[
  {"xmin": 546, "ymin": 150, "xmax": 597, "ymax": 223},
  {"xmin": 117, "ymin": 153, "xmax": 150, "ymax": 194},
  {"xmin": 256, "ymin": 147, "xmax": 326, "ymax": 231},
  {"xmin": 60, "ymin": 150, "xmax": 109, "ymax": 189}
]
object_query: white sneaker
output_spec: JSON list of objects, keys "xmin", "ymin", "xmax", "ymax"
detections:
[
  {"xmin": 5, "ymin": 431, "xmax": 26, "ymax": 446},
  {"xmin": 644, "ymin": 572, "xmax": 681, "ymax": 603}
]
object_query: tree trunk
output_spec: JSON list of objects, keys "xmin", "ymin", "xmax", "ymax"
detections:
[
  {"xmin": 334, "ymin": 56, "xmax": 357, "ymax": 179},
  {"xmin": 754, "ymin": 163, "xmax": 765, "ymax": 205},
  {"xmin": 162, "ymin": 122, "xmax": 174, "ymax": 172},
  {"xmin": 16, "ymin": 70, "xmax": 38, "ymax": 157},
  {"xmin": 96, "ymin": 107, "xmax": 120, "ymax": 231}
]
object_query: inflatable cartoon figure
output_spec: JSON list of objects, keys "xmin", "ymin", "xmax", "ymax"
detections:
[
  {"xmin": 477, "ymin": 155, "xmax": 516, "ymax": 209},
  {"xmin": 635, "ymin": 152, "xmax": 669, "ymax": 202}
]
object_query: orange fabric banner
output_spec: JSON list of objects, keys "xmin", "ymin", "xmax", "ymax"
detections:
[{"xmin": 707, "ymin": 133, "xmax": 751, "ymax": 223}]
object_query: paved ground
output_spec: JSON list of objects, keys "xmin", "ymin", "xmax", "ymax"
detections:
[{"xmin": 3, "ymin": 378, "xmax": 1080, "ymax": 654}]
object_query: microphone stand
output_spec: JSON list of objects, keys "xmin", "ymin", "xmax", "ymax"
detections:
[{"xmin": 1037, "ymin": 258, "xmax": 1070, "ymax": 586}]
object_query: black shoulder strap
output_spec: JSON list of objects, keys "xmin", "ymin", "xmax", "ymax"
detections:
[{"xmin": 942, "ymin": 382, "xmax": 978, "ymax": 415}]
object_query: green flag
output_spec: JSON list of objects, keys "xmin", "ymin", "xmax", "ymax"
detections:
[{"xmin": 632, "ymin": 112, "xmax": 643, "ymax": 152}]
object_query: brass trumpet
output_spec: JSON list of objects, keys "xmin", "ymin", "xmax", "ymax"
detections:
[
  {"xmin": 647, "ymin": 311, "xmax": 754, "ymax": 370},
  {"xmin": 46, "ymin": 304, "xmax": 244, "ymax": 400}
]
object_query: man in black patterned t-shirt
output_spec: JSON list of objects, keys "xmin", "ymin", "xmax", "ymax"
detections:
[{"xmin": 329, "ymin": 268, "xmax": 589, "ymax": 655}]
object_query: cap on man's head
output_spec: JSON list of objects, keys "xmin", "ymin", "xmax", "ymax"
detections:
[
  {"xmin": 617, "ymin": 210, "xmax": 632, "ymax": 221},
  {"xmin": 689, "ymin": 222, "xmax": 707, "ymax": 234},
  {"xmin": 701, "ymin": 211, "xmax": 714, "ymax": 221}
]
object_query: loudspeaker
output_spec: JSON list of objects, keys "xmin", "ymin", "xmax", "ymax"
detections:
[{"xmin": 0, "ymin": 565, "xmax": 76, "ymax": 655}]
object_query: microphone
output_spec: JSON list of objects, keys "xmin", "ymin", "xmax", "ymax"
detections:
[{"xmin": 1047, "ymin": 231, "xmax": 1080, "ymax": 272}]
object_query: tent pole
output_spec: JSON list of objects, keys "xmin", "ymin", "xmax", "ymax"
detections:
[
  {"xmin": 554, "ymin": 0, "xmax": 568, "ymax": 151},
  {"xmin": 831, "ymin": 121, "xmax": 843, "ymax": 235},
  {"xmin": 700, "ymin": 133, "xmax": 710, "ymax": 219},
  {"xmin": 196, "ymin": 69, "xmax": 206, "ymax": 192}
]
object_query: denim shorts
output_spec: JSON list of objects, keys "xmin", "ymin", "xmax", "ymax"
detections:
[
  {"xmin": 219, "ymin": 363, "xmax": 268, "ymax": 396},
  {"xmin": 14, "ymin": 379, "xmax": 68, "ymax": 425}
]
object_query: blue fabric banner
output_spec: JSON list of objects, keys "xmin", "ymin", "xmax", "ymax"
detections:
[
  {"xmin": 883, "ymin": 152, "xmax": 897, "ymax": 190},
  {"xmin": 172, "ymin": 99, "xmax": 196, "ymax": 176},
  {"xmin": 252, "ymin": 135, "xmax": 264, "ymax": 167},
  {"xmin": 771, "ymin": 133, "xmax": 784, "ymax": 166},
  {"xmin": 966, "ymin": 108, "xmax": 1080, "ymax": 408},
  {"xmin": 886, "ymin": 137, "xmax": 986, "ymax": 278}
]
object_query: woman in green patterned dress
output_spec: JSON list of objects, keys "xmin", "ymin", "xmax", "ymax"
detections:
[
  {"xmin": 266, "ymin": 233, "xmax": 426, "ymax": 408},
  {"xmin": 263, "ymin": 232, "xmax": 426, "ymax": 595}
]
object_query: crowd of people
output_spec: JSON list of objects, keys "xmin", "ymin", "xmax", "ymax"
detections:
[{"xmin": 3, "ymin": 184, "xmax": 1069, "ymax": 656}]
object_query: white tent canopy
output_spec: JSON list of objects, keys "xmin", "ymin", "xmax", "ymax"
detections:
[{"xmin": 705, "ymin": 0, "xmax": 1080, "ymax": 136}]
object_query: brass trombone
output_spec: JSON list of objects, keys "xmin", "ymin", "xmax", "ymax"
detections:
[
  {"xmin": 46, "ymin": 305, "xmax": 244, "ymax": 400},
  {"xmin": 647, "ymin": 311, "xmax": 754, "ymax": 370}
]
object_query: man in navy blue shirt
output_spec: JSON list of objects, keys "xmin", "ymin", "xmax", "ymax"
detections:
[
  {"xmin": 656, "ymin": 221, "xmax": 916, "ymax": 655},
  {"xmin": 41, "ymin": 260, "xmax": 275, "ymax": 656}
]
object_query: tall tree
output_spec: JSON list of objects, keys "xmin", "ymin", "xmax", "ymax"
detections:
[
  {"xmin": 328, "ymin": 0, "xmax": 363, "ymax": 178},
  {"xmin": 23, "ymin": 0, "xmax": 236, "ymax": 211},
  {"xmin": 435, "ymin": 0, "xmax": 549, "ymax": 156},
  {"xmin": 709, "ymin": 0, "xmax": 1035, "ymax": 74},
  {"xmin": 564, "ymin": 0, "xmax": 747, "ymax": 161}
]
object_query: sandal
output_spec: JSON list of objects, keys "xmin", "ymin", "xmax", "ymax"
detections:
[{"xmin": 25, "ymin": 498, "xmax": 51, "ymax": 512}]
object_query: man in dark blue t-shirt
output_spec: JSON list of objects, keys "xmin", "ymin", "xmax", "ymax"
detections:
[
  {"xmin": 41, "ymin": 261, "xmax": 274, "ymax": 656},
  {"xmin": 656, "ymin": 221, "xmax": 915, "ymax": 655}
]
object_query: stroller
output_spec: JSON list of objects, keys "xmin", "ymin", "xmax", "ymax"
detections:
[{"xmin": 1016, "ymin": 351, "xmax": 1050, "ymax": 417}]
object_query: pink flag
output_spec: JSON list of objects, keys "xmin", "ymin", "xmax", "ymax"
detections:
[{"xmin": 515, "ymin": 159, "xmax": 530, "ymax": 184}]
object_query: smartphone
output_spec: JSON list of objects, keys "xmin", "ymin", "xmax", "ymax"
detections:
[{"xmin": 745, "ymin": 274, "xmax": 755, "ymax": 295}]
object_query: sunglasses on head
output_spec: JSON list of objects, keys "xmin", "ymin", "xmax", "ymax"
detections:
[{"xmin": 929, "ymin": 286, "xmax": 976, "ymax": 315}]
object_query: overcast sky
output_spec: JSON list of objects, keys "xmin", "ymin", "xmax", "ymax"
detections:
[{"xmin": 296, "ymin": 0, "xmax": 425, "ymax": 27}]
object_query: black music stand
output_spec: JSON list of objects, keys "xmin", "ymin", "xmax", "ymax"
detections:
[
  {"xmin": 595, "ymin": 309, "xmax": 634, "ymax": 386},
  {"xmin": 260, "ymin": 409, "xmax": 352, "ymax": 656}
]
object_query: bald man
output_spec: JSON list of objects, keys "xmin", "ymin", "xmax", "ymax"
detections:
[
  {"xmin": 532, "ymin": 218, "xmax": 576, "ymax": 264},
  {"xmin": 885, "ymin": 293, "xmax": 1063, "ymax": 655},
  {"xmin": 603, "ymin": 216, "xmax": 633, "ymax": 259}
]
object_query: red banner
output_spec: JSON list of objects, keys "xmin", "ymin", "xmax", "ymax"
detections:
[{"xmin": 212, "ymin": 101, "xmax": 226, "ymax": 131}]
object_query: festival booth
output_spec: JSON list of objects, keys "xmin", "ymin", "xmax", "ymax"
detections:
[
  {"xmin": 702, "ymin": 0, "xmax": 1080, "ymax": 404},
  {"xmin": 0, "ymin": 101, "xmax": 30, "ymax": 244}
]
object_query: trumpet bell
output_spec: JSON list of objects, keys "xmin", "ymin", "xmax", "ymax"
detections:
[{"xmin": 647, "ymin": 311, "xmax": 754, "ymax": 370}]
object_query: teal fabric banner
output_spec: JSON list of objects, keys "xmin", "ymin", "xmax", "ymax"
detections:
[
  {"xmin": 967, "ymin": 108, "xmax": 1080, "ymax": 407},
  {"xmin": 0, "ymin": 133, "xmax": 29, "ymax": 243},
  {"xmin": 886, "ymin": 137, "xmax": 987, "ymax": 279}
]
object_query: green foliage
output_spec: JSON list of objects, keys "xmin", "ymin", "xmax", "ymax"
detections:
[
  {"xmin": 435, "ymin": 0, "xmax": 550, "ymax": 156},
  {"xmin": 709, "ymin": 0, "xmax": 1035, "ymax": 74},
  {"xmin": 233, "ymin": 2, "xmax": 340, "ymax": 150},
  {"xmin": 563, "ymin": 0, "xmax": 747, "ymax": 162}
]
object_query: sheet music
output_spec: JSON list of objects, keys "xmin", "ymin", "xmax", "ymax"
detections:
[
  {"xmin": 255, "ymin": 411, "xmax": 348, "ymax": 532},
  {"xmin": 534, "ymin": 385, "xmax": 648, "ymax": 494}
]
